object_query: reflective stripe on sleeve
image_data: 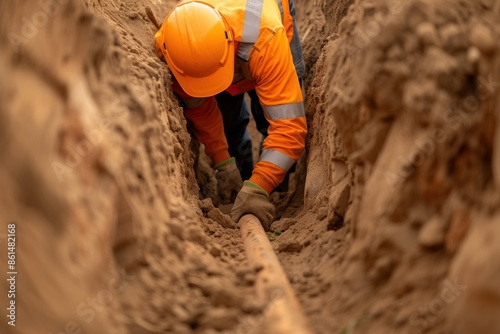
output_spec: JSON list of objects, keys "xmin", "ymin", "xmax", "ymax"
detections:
[
  {"xmin": 262, "ymin": 102, "xmax": 305, "ymax": 120},
  {"xmin": 260, "ymin": 149, "xmax": 296, "ymax": 171},
  {"xmin": 239, "ymin": 0, "xmax": 263, "ymax": 61}
]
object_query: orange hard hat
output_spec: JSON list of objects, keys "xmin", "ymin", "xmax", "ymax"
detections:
[{"xmin": 155, "ymin": 1, "xmax": 235, "ymax": 98}]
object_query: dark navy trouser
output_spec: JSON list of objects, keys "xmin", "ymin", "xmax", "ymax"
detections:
[{"xmin": 215, "ymin": 92, "xmax": 255, "ymax": 181}]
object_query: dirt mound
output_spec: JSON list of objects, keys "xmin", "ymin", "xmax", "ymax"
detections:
[
  {"xmin": 2, "ymin": 0, "xmax": 500, "ymax": 333},
  {"xmin": 0, "ymin": 1, "xmax": 263, "ymax": 333},
  {"xmin": 278, "ymin": 0, "xmax": 500, "ymax": 333}
]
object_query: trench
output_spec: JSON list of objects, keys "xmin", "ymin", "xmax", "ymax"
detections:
[{"xmin": 1, "ymin": 1, "xmax": 500, "ymax": 334}]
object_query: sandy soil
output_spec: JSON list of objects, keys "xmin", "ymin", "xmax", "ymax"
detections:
[
  {"xmin": 278, "ymin": 1, "xmax": 500, "ymax": 334},
  {"xmin": 1, "ymin": 0, "xmax": 500, "ymax": 334}
]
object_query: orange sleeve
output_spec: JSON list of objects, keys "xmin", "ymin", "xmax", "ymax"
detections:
[
  {"xmin": 248, "ymin": 28, "xmax": 307, "ymax": 193},
  {"xmin": 183, "ymin": 96, "xmax": 230, "ymax": 165}
]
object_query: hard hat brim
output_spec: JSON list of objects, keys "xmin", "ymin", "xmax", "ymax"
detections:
[{"xmin": 168, "ymin": 44, "xmax": 235, "ymax": 98}]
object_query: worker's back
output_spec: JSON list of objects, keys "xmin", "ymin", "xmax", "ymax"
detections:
[{"xmin": 191, "ymin": 0, "xmax": 285, "ymax": 61}]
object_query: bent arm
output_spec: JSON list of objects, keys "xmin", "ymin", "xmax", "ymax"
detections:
[
  {"xmin": 172, "ymin": 81, "xmax": 230, "ymax": 165},
  {"xmin": 248, "ymin": 28, "xmax": 307, "ymax": 194}
]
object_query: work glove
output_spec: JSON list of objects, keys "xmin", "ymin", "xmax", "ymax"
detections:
[
  {"xmin": 231, "ymin": 181, "xmax": 276, "ymax": 231},
  {"xmin": 215, "ymin": 157, "xmax": 243, "ymax": 204}
]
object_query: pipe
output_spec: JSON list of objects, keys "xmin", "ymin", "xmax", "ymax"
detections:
[{"xmin": 239, "ymin": 214, "xmax": 313, "ymax": 334}]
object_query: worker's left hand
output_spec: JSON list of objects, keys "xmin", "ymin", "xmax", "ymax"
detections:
[
  {"xmin": 215, "ymin": 157, "xmax": 243, "ymax": 204},
  {"xmin": 231, "ymin": 181, "xmax": 276, "ymax": 231}
]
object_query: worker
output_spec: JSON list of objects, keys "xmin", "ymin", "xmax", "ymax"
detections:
[{"xmin": 154, "ymin": 0, "xmax": 307, "ymax": 230}]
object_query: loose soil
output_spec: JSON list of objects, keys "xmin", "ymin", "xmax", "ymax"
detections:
[{"xmin": 1, "ymin": 0, "xmax": 500, "ymax": 334}]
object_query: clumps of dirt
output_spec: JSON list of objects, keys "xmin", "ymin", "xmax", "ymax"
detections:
[
  {"xmin": 278, "ymin": 0, "xmax": 500, "ymax": 333},
  {"xmin": 4, "ymin": 0, "xmax": 500, "ymax": 333},
  {"xmin": 320, "ymin": 0, "xmax": 355, "ymax": 38},
  {"xmin": 0, "ymin": 0, "xmax": 267, "ymax": 333},
  {"xmin": 296, "ymin": 0, "xmax": 355, "ymax": 92},
  {"xmin": 294, "ymin": 1, "xmax": 327, "ymax": 91}
]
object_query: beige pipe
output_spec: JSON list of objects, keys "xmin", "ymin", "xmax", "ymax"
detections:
[{"xmin": 239, "ymin": 214, "xmax": 313, "ymax": 334}]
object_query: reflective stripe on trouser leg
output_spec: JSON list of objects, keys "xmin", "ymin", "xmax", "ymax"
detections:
[
  {"xmin": 262, "ymin": 102, "xmax": 305, "ymax": 120},
  {"xmin": 276, "ymin": 0, "xmax": 305, "ymax": 78},
  {"xmin": 260, "ymin": 149, "xmax": 296, "ymax": 171},
  {"xmin": 290, "ymin": 16, "xmax": 305, "ymax": 78}
]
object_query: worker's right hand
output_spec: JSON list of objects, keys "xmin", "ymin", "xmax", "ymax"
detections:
[
  {"xmin": 231, "ymin": 181, "xmax": 276, "ymax": 231},
  {"xmin": 215, "ymin": 157, "xmax": 243, "ymax": 204}
]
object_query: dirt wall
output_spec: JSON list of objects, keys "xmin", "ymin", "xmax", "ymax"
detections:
[
  {"xmin": 0, "ymin": 1, "xmax": 263, "ymax": 333},
  {"xmin": 2, "ymin": 0, "xmax": 500, "ymax": 333},
  {"xmin": 287, "ymin": 0, "xmax": 500, "ymax": 333}
]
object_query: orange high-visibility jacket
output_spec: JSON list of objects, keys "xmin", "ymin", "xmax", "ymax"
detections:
[{"xmin": 158, "ymin": 0, "xmax": 307, "ymax": 194}]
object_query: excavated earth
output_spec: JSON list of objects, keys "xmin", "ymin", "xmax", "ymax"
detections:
[{"xmin": 1, "ymin": 0, "xmax": 500, "ymax": 334}]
